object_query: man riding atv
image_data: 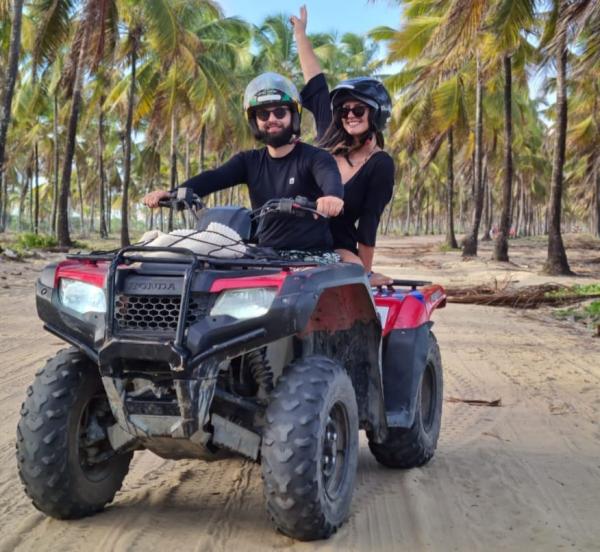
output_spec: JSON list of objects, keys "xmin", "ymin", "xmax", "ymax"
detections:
[{"xmin": 143, "ymin": 72, "xmax": 344, "ymax": 255}]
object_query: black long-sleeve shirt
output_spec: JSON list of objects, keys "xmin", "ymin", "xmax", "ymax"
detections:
[
  {"xmin": 300, "ymin": 73, "xmax": 395, "ymax": 254},
  {"xmin": 181, "ymin": 142, "xmax": 343, "ymax": 250}
]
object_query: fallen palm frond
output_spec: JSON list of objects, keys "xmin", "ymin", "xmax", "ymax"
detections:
[
  {"xmin": 445, "ymin": 279, "xmax": 600, "ymax": 308},
  {"xmin": 446, "ymin": 397, "xmax": 502, "ymax": 407}
]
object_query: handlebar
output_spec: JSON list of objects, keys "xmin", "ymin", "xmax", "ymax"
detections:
[
  {"xmin": 157, "ymin": 187, "xmax": 204, "ymax": 211},
  {"xmin": 255, "ymin": 196, "xmax": 321, "ymax": 219}
]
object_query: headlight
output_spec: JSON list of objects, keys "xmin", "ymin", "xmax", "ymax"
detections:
[
  {"xmin": 210, "ymin": 287, "xmax": 277, "ymax": 320},
  {"xmin": 59, "ymin": 278, "xmax": 106, "ymax": 314}
]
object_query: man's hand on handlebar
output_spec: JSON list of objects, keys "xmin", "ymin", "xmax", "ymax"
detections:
[
  {"xmin": 316, "ymin": 196, "xmax": 344, "ymax": 217},
  {"xmin": 142, "ymin": 190, "xmax": 171, "ymax": 208}
]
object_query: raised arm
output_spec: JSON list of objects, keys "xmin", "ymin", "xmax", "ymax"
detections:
[{"xmin": 291, "ymin": 6, "xmax": 322, "ymax": 83}]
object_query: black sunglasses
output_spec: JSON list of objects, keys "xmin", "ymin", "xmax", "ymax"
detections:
[
  {"xmin": 255, "ymin": 106, "xmax": 290, "ymax": 122},
  {"xmin": 338, "ymin": 105, "xmax": 368, "ymax": 119}
]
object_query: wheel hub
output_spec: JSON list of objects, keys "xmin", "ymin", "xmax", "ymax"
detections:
[
  {"xmin": 78, "ymin": 395, "xmax": 117, "ymax": 474},
  {"xmin": 421, "ymin": 362, "xmax": 435, "ymax": 432},
  {"xmin": 321, "ymin": 402, "xmax": 349, "ymax": 500}
]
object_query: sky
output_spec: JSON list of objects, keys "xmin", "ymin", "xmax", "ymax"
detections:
[{"xmin": 218, "ymin": 0, "xmax": 403, "ymax": 36}]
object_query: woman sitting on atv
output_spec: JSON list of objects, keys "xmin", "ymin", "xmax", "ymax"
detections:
[{"xmin": 292, "ymin": 6, "xmax": 394, "ymax": 286}]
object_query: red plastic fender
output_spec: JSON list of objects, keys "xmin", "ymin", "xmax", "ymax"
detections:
[{"xmin": 373, "ymin": 284, "xmax": 446, "ymax": 336}]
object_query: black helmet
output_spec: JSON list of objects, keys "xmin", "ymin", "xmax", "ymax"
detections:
[
  {"xmin": 330, "ymin": 77, "xmax": 392, "ymax": 131},
  {"xmin": 243, "ymin": 72, "xmax": 302, "ymax": 139}
]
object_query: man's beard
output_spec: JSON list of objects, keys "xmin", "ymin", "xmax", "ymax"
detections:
[{"xmin": 257, "ymin": 124, "xmax": 294, "ymax": 147}]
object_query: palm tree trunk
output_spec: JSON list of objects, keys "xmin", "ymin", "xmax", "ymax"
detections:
[
  {"xmin": 76, "ymin": 165, "xmax": 85, "ymax": 235},
  {"xmin": 168, "ymin": 109, "xmax": 177, "ymax": 232},
  {"xmin": 595, "ymin": 159, "xmax": 600, "ymax": 237},
  {"xmin": 462, "ymin": 55, "xmax": 484, "ymax": 256},
  {"xmin": 52, "ymin": 93, "xmax": 59, "ymax": 235},
  {"xmin": 121, "ymin": 35, "xmax": 137, "ymax": 248},
  {"xmin": 200, "ymin": 125, "xmax": 206, "ymax": 171},
  {"xmin": 404, "ymin": 165, "xmax": 412, "ymax": 235},
  {"xmin": 482, "ymin": 161, "xmax": 492, "ymax": 240},
  {"xmin": 425, "ymin": 191, "xmax": 430, "ymax": 234},
  {"xmin": 494, "ymin": 55, "xmax": 513, "ymax": 261},
  {"xmin": 29, "ymin": 160, "xmax": 34, "ymax": 231},
  {"xmin": 518, "ymin": 177, "xmax": 525, "ymax": 235},
  {"xmin": 1, "ymin": 172, "xmax": 7, "ymax": 230},
  {"xmin": 57, "ymin": 23, "xmax": 90, "ymax": 247},
  {"xmin": 98, "ymin": 99, "xmax": 108, "ymax": 238},
  {"xmin": 34, "ymin": 142, "xmax": 39, "ymax": 234},
  {"xmin": 384, "ymin": 184, "xmax": 395, "ymax": 234},
  {"xmin": 543, "ymin": 35, "xmax": 572, "ymax": 274},
  {"xmin": 89, "ymin": 186, "xmax": 95, "ymax": 233},
  {"xmin": 185, "ymin": 136, "xmax": 190, "ymax": 181},
  {"xmin": 481, "ymin": 176, "xmax": 489, "ymax": 241},
  {"xmin": 107, "ymin": 178, "xmax": 112, "ymax": 233},
  {"xmin": 486, "ymin": 166, "xmax": 493, "ymax": 237},
  {"xmin": 0, "ymin": 0, "xmax": 24, "ymax": 233},
  {"xmin": 445, "ymin": 128, "xmax": 458, "ymax": 248},
  {"xmin": 19, "ymin": 170, "xmax": 29, "ymax": 231}
]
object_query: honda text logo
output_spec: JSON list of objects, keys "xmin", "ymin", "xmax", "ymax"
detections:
[
  {"xmin": 129, "ymin": 282, "xmax": 176, "ymax": 291},
  {"xmin": 124, "ymin": 277, "xmax": 180, "ymax": 294}
]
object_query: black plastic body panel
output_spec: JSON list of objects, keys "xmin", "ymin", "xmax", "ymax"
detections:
[
  {"xmin": 195, "ymin": 206, "xmax": 252, "ymax": 240},
  {"xmin": 381, "ymin": 323, "xmax": 432, "ymax": 428}
]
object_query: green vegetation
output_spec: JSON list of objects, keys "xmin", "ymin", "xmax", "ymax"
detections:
[
  {"xmin": 553, "ymin": 300, "xmax": 600, "ymax": 332},
  {"xmin": 438, "ymin": 243, "xmax": 460, "ymax": 253},
  {"xmin": 16, "ymin": 233, "xmax": 57, "ymax": 249},
  {"xmin": 546, "ymin": 283, "xmax": 600, "ymax": 299}
]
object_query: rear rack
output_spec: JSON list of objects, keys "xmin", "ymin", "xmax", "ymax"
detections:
[{"xmin": 375, "ymin": 279, "xmax": 432, "ymax": 291}]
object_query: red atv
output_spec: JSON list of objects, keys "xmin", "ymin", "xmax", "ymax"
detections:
[{"xmin": 17, "ymin": 191, "xmax": 446, "ymax": 540}]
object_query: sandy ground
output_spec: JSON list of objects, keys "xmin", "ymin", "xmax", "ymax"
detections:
[{"xmin": 0, "ymin": 235, "xmax": 599, "ymax": 551}]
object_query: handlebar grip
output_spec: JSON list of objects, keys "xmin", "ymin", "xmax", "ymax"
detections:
[
  {"xmin": 293, "ymin": 196, "xmax": 317, "ymax": 210},
  {"xmin": 155, "ymin": 188, "xmax": 203, "ymax": 210},
  {"xmin": 157, "ymin": 197, "xmax": 175, "ymax": 207}
]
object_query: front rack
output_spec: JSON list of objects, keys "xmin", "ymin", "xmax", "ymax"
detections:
[{"xmin": 66, "ymin": 247, "xmax": 323, "ymax": 269}]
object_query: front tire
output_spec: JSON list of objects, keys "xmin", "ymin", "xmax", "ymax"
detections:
[
  {"xmin": 16, "ymin": 348, "xmax": 133, "ymax": 519},
  {"xmin": 369, "ymin": 332, "xmax": 443, "ymax": 468},
  {"xmin": 261, "ymin": 356, "xmax": 358, "ymax": 541}
]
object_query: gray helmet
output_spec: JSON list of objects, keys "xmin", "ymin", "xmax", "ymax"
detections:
[
  {"xmin": 330, "ymin": 77, "xmax": 392, "ymax": 131},
  {"xmin": 244, "ymin": 72, "xmax": 302, "ymax": 137}
]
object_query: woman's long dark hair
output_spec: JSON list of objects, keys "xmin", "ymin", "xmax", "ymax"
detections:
[{"xmin": 318, "ymin": 105, "xmax": 384, "ymax": 166}]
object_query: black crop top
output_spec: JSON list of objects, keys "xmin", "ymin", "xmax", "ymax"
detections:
[{"xmin": 300, "ymin": 73, "xmax": 394, "ymax": 253}]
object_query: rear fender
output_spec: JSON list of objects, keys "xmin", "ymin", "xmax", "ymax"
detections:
[
  {"xmin": 381, "ymin": 323, "xmax": 431, "ymax": 428},
  {"xmin": 375, "ymin": 284, "xmax": 446, "ymax": 336}
]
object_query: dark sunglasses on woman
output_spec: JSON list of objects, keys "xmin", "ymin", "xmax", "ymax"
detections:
[
  {"xmin": 255, "ymin": 106, "xmax": 290, "ymax": 122},
  {"xmin": 338, "ymin": 105, "xmax": 368, "ymax": 119}
]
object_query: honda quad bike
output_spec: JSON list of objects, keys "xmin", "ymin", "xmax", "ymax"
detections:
[{"xmin": 16, "ymin": 189, "xmax": 446, "ymax": 541}]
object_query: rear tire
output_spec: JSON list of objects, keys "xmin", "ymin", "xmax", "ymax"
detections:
[
  {"xmin": 369, "ymin": 332, "xmax": 443, "ymax": 468},
  {"xmin": 261, "ymin": 356, "xmax": 358, "ymax": 541},
  {"xmin": 16, "ymin": 348, "xmax": 133, "ymax": 519}
]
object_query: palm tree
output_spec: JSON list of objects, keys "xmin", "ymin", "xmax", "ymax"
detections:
[
  {"xmin": 0, "ymin": 0, "xmax": 25, "ymax": 232},
  {"xmin": 254, "ymin": 14, "xmax": 296, "ymax": 76},
  {"xmin": 540, "ymin": 0, "xmax": 573, "ymax": 274},
  {"xmin": 56, "ymin": 0, "xmax": 118, "ymax": 246},
  {"xmin": 489, "ymin": 0, "xmax": 536, "ymax": 262},
  {"xmin": 566, "ymin": 67, "xmax": 600, "ymax": 236}
]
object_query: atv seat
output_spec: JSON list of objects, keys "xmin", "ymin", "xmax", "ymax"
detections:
[{"xmin": 196, "ymin": 207, "xmax": 252, "ymax": 241}]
